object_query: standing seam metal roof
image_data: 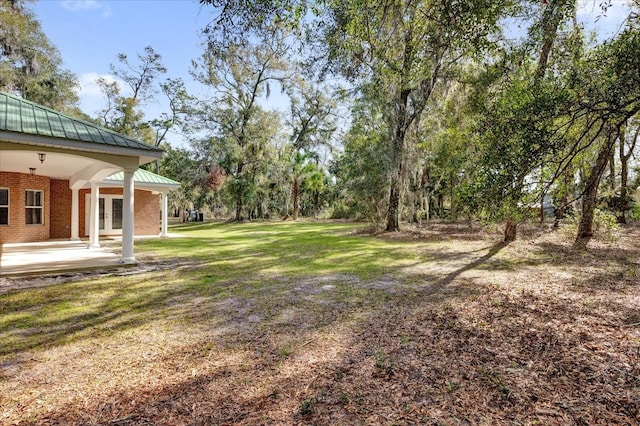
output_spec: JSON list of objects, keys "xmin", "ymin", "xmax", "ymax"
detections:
[
  {"xmin": 104, "ymin": 168, "xmax": 181, "ymax": 186},
  {"xmin": 0, "ymin": 91, "xmax": 162, "ymax": 153}
]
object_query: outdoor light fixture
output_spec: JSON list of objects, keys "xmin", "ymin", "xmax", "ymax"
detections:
[
  {"xmin": 38, "ymin": 153, "xmax": 46, "ymax": 163},
  {"xmin": 29, "ymin": 168, "xmax": 36, "ymax": 176}
]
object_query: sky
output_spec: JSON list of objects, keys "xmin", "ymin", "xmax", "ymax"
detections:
[
  {"xmin": 33, "ymin": 0, "xmax": 213, "ymax": 146},
  {"xmin": 31, "ymin": 0, "xmax": 636, "ymax": 148}
]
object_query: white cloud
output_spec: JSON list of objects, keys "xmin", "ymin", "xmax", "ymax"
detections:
[
  {"xmin": 100, "ymin": 4, "xmax": 112, "ymax": 18},
  {"xmin": 76, "ymin": 72, "xmax": 129, "ymax": 115},
  {"xmin": 60, "ymin": 0, "xmax": 111, "ymax": 18},
  {"xmin": 61, "ymin": 0, "xmax": 100, "ymax": 12}
]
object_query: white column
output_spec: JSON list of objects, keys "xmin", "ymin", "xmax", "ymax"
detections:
[
  {"xmin": 160, "ymin": 192, "xmax": 169, "ymax": 237},
  {"xmin": 70, "ymin": 188, "xmax": 80, "ymax": 241},
  {"xmin": 121, "ymin": 168, "xmax": 136, "ymax": 263},
  {"xmin": 88, "ymin": 182, "xmax": 100, "ymax": 248}
]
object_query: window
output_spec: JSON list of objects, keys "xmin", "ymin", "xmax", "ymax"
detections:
[
  {"xmin": 0, "ymin": 188, "xmax": 8, "ymax": 225},
  {"xmin": 25, "ymin": 190, "xmax": 43, "ymax": 225}
]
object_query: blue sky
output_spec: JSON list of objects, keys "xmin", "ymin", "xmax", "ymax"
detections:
[
  {"xmin": 33, "ymin": 0, "xmax": 213, "ymax": 147},
  {"xmin": 33, "ymin": 0, "xmax": 295, "ymax": 147},
  {"xmin": 32, "ymin": 0, "xmax": 634, "ymax": 148}
]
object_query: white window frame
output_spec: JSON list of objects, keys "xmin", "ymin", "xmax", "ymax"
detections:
[
  {"xmin": 0, "ymin": 187, "xmax": 8, "ymax": 226},
  {"xmin": 25, "ymin": 189, "xmax": 44, "ymax": 225}
]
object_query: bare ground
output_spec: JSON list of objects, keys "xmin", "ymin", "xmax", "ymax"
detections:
[{"xmin": 1, "ymin": 223, "xmax": 640, "ymax": 425}]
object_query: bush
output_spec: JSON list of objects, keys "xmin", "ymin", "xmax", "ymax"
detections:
[
  {"xmin": 629, "ymin": 205, "xmax": 640, "ymax": 221},
  {"xmin": 560, "ymin": 209, "xmax": 620, "ymax": 242},
  {"xmin": 329, "ymin": 201, "xmax": 353, "ymax": 219}
]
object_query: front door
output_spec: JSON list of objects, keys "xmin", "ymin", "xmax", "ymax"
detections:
[{"xmin": 86, "ymin": 195, "xmax": 123, "ymax": 236}]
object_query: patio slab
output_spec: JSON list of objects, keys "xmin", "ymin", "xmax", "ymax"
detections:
[{"xmin": 0, "ymin": 240, "xmax": 124, "ymax": 277}]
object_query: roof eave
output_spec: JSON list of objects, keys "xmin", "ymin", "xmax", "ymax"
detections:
[
  {"xmin": 103, "ymin": 181, "xmax": 181, "ymax": 190},
  {"xmin": 0, "ymin": 130, "xmax": 163, "ymax": 161}
]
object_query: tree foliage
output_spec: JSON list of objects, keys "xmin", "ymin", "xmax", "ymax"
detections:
[
  {"xmin": 191, "ymin": 31, "xmax": 290, "ymax": 220},
  {"xmin": 159, "ymin": 0, "xmax": 640, "ymax": 249},
  {"xmin": 0, "ymin": 0, "xmax": 78, "ymax": 111}
]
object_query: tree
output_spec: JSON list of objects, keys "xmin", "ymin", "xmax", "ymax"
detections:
[
  {"xmin": 286, "ymin": 77, "xmax": 337, "ymax": 219},
  {"xmin": 458, "ymin": 0, "xmax": 580, "ymax": 241},
  {"xmin": 331, "ymin": 85, "xmax": 392, "ymax": 222},
  {"xmin": 159, "ymin": 144, "xmax": 210, "ymax": 214},
  {"xmin": 618, "ymin": 119, "xmax": 639, "ymax": 223},
  {"xmin": 201, "ymin": 0, "xmax": 512, "ymax": 230},
  {"xmin": 97, "ymin": 46, "xmax": 167, "ymax": 142},
  {"xmin": 569, "ymin": 26, "xmax": 640, "ymax": 248},
  {"xmin": 192, "ymin": 31, "xmax": 290, "ymax": 221},
  {"xmin": 289, "ymin": 151, "xmax": 316, "ymax": 219},
  {"xmin": 0, "ymin": 0, "xmax": 78, "ymax": 111},
  {"xmin": 150, "ymin": 78, "xmax": 192, "ymax": 148},
  {"xmin": 319, "ymin": 0, "xmax": 512, "ymax": 232}
]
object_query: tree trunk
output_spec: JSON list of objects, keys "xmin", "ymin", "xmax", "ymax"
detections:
[
  {"xmin": 553, "ymin": 165, "xmax": 572, "ymax": 228},
  {"xmin": 292, "ymin": 177, "xmax": 300, "ymax": 220},
  {"xmin": 608, "ymin": 150, "xmax": 615, "ymax": 192},
  {"xmin": 618, "ymin": 124, "xmax": 638, "ymax": 224},
  {"xmin": 450, "ymin": 171, "xmax": 456, "ymax": 219},
  {"xmin": 313, "ymin": 191, "xmax": 319, "ymax": 218},
  {"xmin": 234, "ymin": 162, "xmax": 244, "ymax": 222},
  {"xmin": 619, "ymin": 125, "xmax": 628, "ymax": 223},
  {"xmin": 536, "ymin": 0, "xmax": 567, "ymax": 78},
  {"xmin": 386, "ymin": 126, "xmax": 407, "ymax": 232},
  {"xmin": 235, "ymin": 190, "xmax": 243, "ymax": 221},
  {"xmin": 386, "ymin": 184, "xmax": 401, "ymax": 232},
  {"xmin": 504, "ymin": 217, "xmax": 517, "ymax": 242},
  {"xmin": 574, "ymin": 131, "xmax": 617, "ymax": 249},
  {"xmin": 425, "ymin": 189, "xmax": 430, "ymax": 224}
]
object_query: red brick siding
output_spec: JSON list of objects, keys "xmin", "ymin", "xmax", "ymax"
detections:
[
  {"xmin": 50, "ymin": 179, "xmax": 71, "ymax": 239},
  {"xmin": 0, "ymin": 171, "xmax": 51, "ymax": 243},
  {"xmin": 134, "ymin": 190, "xmax": 160, "ymax": 235},
  {"xmin": 79, "ymin": 188, "xmax": 159, "ymax": 237},
  {"xmin": 0, "ymin": 172, "xmax": 160, "ymax": 243}
]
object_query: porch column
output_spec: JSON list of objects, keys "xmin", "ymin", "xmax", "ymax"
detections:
[
  {"xmin": 160, "ymin": 192, "xmax": 169, "ymax": 237},
  {"xmin": 70, "ymin": 188, "xmax": 80, "ymax": 241},
  {"xmin": 88, "ymin": 182, "xmax": 100, "ymax": 248},
  {"xmin": 121, "ymin": 168, "xmax": 136, "ymax": 263}
]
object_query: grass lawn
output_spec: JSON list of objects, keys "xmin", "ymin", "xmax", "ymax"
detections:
[{"xmin": 1, "ymin": 220, "xmax": 639, "ymax": 424}]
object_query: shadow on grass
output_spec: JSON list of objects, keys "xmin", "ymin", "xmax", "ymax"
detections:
[
  {"xmin": 4, "ymin": 219, "xmax": 640, "ymax": 424},
  {"xmin": 0, "ymin": 223, "xmax": 529, "ymax": 363},
  {"xmin": 24, "ymin": 256, "xmax": 640, "ymax": 425}
]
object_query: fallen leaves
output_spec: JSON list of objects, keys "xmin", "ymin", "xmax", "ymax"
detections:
[{"xmin": 1, "ymin": 222, "xmax": 640, "ymax": 424}]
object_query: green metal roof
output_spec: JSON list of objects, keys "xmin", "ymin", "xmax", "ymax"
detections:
[
  {"xmin": 0, "ymin": 91, "xmax": 162, "ymax": 154},
  {"xmin": 104, "ymin": 168, "xmax": 180, "ymax": 187}
]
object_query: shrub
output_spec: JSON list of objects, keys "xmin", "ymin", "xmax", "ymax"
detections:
[{"xmin": 560, "ymin": 209, "xmax": 620, "ymax": 242}]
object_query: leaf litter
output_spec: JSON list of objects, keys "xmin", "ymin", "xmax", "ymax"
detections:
[{"xmin": 1, "ymin": 222, "xmax": 639, "ymax": 425}]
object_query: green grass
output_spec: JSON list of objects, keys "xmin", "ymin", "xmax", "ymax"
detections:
[
  {"xmin": 4, "ymin": 220, "xmax": 639, "ymax": 424},
  {"xmin": 140, "ymin": 221, "xmax": 421, "ymax": 278},
  {"xmin": 0, "ymin": 220, "xmax": 489, "ymax": 359}
]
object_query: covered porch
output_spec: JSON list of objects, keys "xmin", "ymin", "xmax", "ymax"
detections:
[
  {"xmin": 0, "ymin": 92, "xmax": 166, "ymax": 264},
  {"xmin": 0, "ymin": 239, "xmax": 122, "ymax": 277}
]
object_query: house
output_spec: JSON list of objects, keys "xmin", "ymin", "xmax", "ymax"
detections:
[{"xmin": 0, "ymin": 91, "xmax": 180, "ymax": 263}]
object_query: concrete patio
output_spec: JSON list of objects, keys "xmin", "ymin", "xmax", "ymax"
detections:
[{"xmin": 0, "ymin": 240, "xmax": 124, "ymax": 277}]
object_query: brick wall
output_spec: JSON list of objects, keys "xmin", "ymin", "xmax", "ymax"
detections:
[
  {"xmin": 50, "ymin": 179, "xmax": 71, "ymax": 239},
  {"xmin": 134, "ymin": 189, "xmax": 160, "ymax": 235},
  {"xmin": 0, "ymin": 173, "xmax": 160, "ymax": 243},
  {"xmin": 79, "ymin": 187, "xmax": 160, "ymax": 237},
  {"xmin": 0, "ymin": 171, "xmax": 51, "ymax": 243}
]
